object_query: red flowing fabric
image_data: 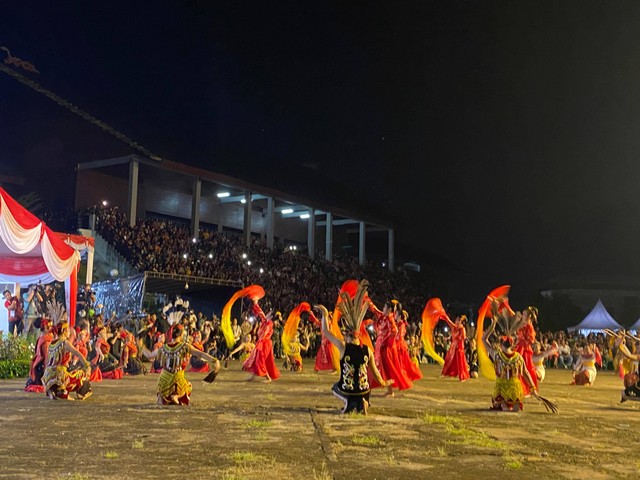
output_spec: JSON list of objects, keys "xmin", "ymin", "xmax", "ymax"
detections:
[
  {"xmin": 515, "ymin": 322, "xmax": 538, "ymax": 395},
  {"xmin": 102, "ymin": 368, "xmax": 123, "ymax": 380},
  {"xmin": 396, "ymin": 320, "xmax": 422, "ymax": 381},
  {"xmin": 69, "ymin": 262, "xmax": 78, "ymax": 327},
  {"xmin": 282, "ymin": 302, "xmax": 311, "ymax": 356},
  {"xmin": 315, "ymin": 336, "xmax": 335, "ymax": 371},
  {"xmin": 475, "ymin": 285, "xmax": 511, "ymax": 381},
  {"xmin": 90, "ymin": 368, "xmax": 102, "ymax": 382},
  {"xmin": 242, "ymin": 303, "xmax": 280, "ymax": 380},
  {"xmin": 420, "ymin": 298, "xmax": 449, "ymax": 365},
  {"xmin": 0, "ymin": 257, "xmax": 48, "ymax": 275},
  {"xmin": 221, "ymin": 285, "xmax": 265, "ymax": 348},
  {"xmin": 369, "ymin": 309, "xmax": 413, "ymax": 391},
  {"xmin": 441, "ymin": 323, "xmax": 470, "ymax": 381},
  {"xmin": 0, "ymin": 188, "xmax": 41, "ymax": 229}
]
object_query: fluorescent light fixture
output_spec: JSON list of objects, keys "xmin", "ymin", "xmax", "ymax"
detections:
[
  {"xmin": 216, "ymin": 192, "xmax": 230, "ymax": 198},
  {"xmin": 300, "ymin": 213, "xmax": 310, "ymax": 219},
  {"xmin": 281, "ymin": 208, "xmax": 294, "ymax": 214}
]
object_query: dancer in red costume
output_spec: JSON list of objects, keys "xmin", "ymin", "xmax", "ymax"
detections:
[
  {"xmin": 188, "ymin": 331, "xmax": 210, "ymax": 373},
  {"xmin": 515, "ymin": 306, "xmax": 539, "ymax": 395},
  {"xmin": 308, "ymin": 310, "xmax": 336, "ymax": 373},
  {"xmin": 150, "ymin": 332, "xmax": 165, "ymax": 373},
  {"xmin": 395, "ymin": 310, "xmax": 422, "ymax": 381},
  {"xmin": 367, "ymin": 298, "xmax": 412, "ymax": 395},
  {"xmin": 243, "ymin": 299, "xmax": 280, "ymax": 381},
  {"xmin": 90, "ymin": 327, "xmax": 122, "ymax": 380},
  {"xmin": 25, "ymin": 317, "xmax": 53, "ymax": 393},
  {"xmin": 441, "ymin": 315, "xmax": 470, "ymax": 381},
  {"xmin": 120, "ymin": 331, "xmax": 144, "ymax": 375}
]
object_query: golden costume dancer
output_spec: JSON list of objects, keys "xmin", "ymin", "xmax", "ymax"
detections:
[
  {"xmin": 141, "ymin": 298, "xmax": 220, "ymax": 405},
  {"xmin": 42, "ymin": 321, "xmax": 93, "ymax": 401},
  {"xmin": 479, "ymin": 290, "xmax": 557, "ymax": 413}
]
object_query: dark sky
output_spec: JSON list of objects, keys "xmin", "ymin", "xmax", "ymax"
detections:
[{"xmin": 2, "ymin": 1, "xmax": 640, "ymax": 301}]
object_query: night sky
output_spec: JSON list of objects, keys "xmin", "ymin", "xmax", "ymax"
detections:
[{"xmin": 2, "ymin": 1, "xmax": 640, "ymax": 302}]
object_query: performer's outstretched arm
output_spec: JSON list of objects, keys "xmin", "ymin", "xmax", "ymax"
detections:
[{"xmin": 315, "ymin": 305, "xmax": 345, "ymax": 356}]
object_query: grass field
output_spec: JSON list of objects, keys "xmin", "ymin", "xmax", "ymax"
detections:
[{"xmin": 0, "ymin": 361, "xmax": 638, "ymax": 480}]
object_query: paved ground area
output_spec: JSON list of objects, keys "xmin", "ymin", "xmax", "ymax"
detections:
[{"xmin": 0, "ymin": 361, "xmax": 639, "ymax": 480}]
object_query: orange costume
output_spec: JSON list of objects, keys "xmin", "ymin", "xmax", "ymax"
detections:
[
  {"xmin": 515, "ymin": 321, "xmax": 537, "ymax": 394},
  {"xmin": 242, "ymin": 303, "xmax": 280, "ymax": 380},
  {"xmin": 368, "ymin": 307, "xmax": 412, "ymax": 391},
  {"xmin": 441, "ymin": 320, "xmax": 470, "ymax": 381},
  {"xmin": 396, "ymin": 318, "xmax": 422, "ymax": 381}
]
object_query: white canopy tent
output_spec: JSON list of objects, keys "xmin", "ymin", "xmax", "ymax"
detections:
[
  {"xmin": 568, "ymin": 299, "xmax": 623, "ymax": 333},
  {"xmin": 629, "ymin": 317, "xmax": 640, "ymax": 332}
]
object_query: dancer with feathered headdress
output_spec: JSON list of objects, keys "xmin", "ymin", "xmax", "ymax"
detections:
[
  {"xmin": 315, "ymin": 280, "xmax": 389, "ymax": 414},
  {"xmin": 481, "ymin": 293, "xmax": 558, "ymax": 413},
  {"xmin": 41, "ymin": 302, "xmax": 93, "ymax": 400},
  {"xmin": 140, "ymin": 298, "xmax": 220, "ymax": 405}
]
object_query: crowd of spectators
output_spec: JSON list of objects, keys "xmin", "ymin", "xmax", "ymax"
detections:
[
  {"xmin": 94, "ymin": 207, "xmax": 428, "ymax": 318},
  {"xmin": 89, "ymin": 208, "xmax": 640, "ymax": 373},
  {"xmin": 16, "ymin": 206, "xmax": 628, "ymax": 378}
]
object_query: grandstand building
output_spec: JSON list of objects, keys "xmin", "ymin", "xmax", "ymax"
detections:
[{"xmin": 76, "ymin": 154, "xmax": 397, "ymax": 269}]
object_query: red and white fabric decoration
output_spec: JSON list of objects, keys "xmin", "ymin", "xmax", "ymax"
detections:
[{"xmin": 0, "ymin": 188, "xmax": 80, "ymax": 324}]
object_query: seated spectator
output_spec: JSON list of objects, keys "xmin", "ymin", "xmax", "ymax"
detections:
[{"xmin": 557, "ymin": 339, "xmax": 573, "ymax": 369}]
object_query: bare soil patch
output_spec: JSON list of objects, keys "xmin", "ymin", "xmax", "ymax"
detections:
[{"xmin": 1, "ymin": 362, "xmax": 638, "ymax": 479}]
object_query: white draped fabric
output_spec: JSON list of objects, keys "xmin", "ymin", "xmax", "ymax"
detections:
[
  {"xmin": 0, "ymin": 188, "xmax": 80, "ymax": 282},
  {"xmin": 0, "ymin": 195, "xmax": 42, "ymax": 255}
]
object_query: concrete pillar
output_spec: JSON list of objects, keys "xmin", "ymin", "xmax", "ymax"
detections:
[
  {"xmin": 86, "ymin": 249, "xmax": 94, "ymax": 285},
  {"xmin": 243, "ymin": 191, "xmax": 252, "ymax": 247},
  {"xmin": 388, "ymin": 228, "xmax": 395, "ymax": 272},
  {"xmin": 127, "ymin": 159, "xmax": 139, "ymax": 227},
  {"xmin": 266, "ymin": 197, "xmax": 274, "ymax": 250},
  {"xmin": 307, "ymin": 208, "xmax": 316, "ymax": 259},
  {"xmin": 190, "ymin": 178, "xmax": 201, "ymax": 239},
  {"xmin": 359, "ymin": 221, "xmax": 366, "ymax": 266},
  {"xmin": 325, "ymin": 212, "xmax": 333, "ymax": 262}
]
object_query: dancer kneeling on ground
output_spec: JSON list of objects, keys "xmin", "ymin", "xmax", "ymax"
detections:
[
  {"xmin": 315, "ymin": 280, "xmax": 390, "ymax": 415},
  {"xmin": 140, "ymin": 324, "xmax": 220, "ymax": 405},
  {"xmin": 571, "ymin": 342, "xmax": 599, "ymax": 386},
  {"xmin": 42, "ymin": 321, "xmax": 93, "ymax": 401},
  {"xmin": 482, "ymin": 303, "xmax": 556, "ymax": 413}
]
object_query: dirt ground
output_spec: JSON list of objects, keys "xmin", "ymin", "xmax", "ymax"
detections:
[{"xmin": 0, "ymin": 361, "xmax": 639, "ymax": 480}]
